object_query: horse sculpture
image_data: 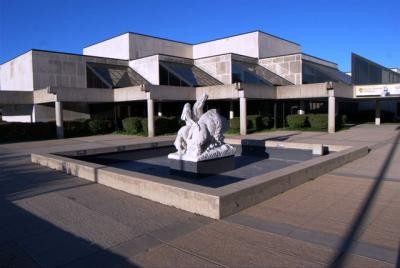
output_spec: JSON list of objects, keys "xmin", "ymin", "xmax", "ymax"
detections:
[{"xmin": 170, "ymin": 93, "xmax": 236, "ymax": 162}]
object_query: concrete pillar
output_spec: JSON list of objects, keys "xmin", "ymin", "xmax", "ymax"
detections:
[
  {"xmin": 375, "ymin": 100, "xmax": 381, "ymax": 126},
  {"xmin": 229, "ymin": 101, "xmax": 234, "ymax": 119},
  {"xmin": 239, "ymin": 96, "xmax": 247, "ymax": 135},
  {"xmin": 298, "ymin": 100, "xmax": 306, "ymax": 115},
  {"xmin": 157, "ymin": 102, "xmax": 162, "ymax": 117},
  {"xmin": 147, "ymin": 98, "xmax": 155, "ymax": 137},
  {"xmin": 55, "ymin": 101, "xmax": 64, "ymax": 139},
  {"xmin": 328, "ymin": 90, "xmax": 335, "ymax": 133}
]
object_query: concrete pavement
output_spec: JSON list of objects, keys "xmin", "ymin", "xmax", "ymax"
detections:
[{"xmin": 1, "ymin": 124, "xmax": 399, "ymax": 267}]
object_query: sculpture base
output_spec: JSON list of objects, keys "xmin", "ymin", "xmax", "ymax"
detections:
[{"xmin": 169, "ymin": 155, "xmax": 235, "ymax": 178}]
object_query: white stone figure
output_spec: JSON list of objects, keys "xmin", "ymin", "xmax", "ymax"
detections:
[{"xmin": 169, "ymin": 93, "xmax": 236, "ymax": 162}]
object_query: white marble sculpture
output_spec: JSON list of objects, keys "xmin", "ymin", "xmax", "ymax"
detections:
[{"xmin": 168, "ymin": 94, "xmax": 236, "ymax": 162}]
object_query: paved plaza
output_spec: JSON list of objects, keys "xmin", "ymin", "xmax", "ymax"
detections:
[{"xmin": 0, "ymin": 124, "xmax": 399, "ymax": 267}]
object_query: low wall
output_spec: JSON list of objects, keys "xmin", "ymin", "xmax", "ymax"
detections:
[{"xmin": 31, "ymin": 142, "xmax": 368, "ymax": 219}]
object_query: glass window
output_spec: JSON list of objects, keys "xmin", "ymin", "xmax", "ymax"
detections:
[
  {"xmin": 231, "ymin": 60, "xmax": 292, "ymax": 86},
  {"xmin": 159, "ymin": 61, "xmax": 222, "ymax": 87},
  {"xmin": 86, "ymin": 62, "xmax": 148, "ymax": 88},
  {"xmin": 302, "ymin": 60, "xmax": 351, "ymax": 84}
]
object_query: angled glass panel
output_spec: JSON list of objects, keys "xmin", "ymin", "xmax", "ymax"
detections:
[
  {"xmin": 302, "ymin": 60, "xmax": 352, "ymax": 84},
  {"xmin": 232, "ymin": 60, "xmax": 292, "ymax": 86},
  {"xmin": 159, "ymin": 61, "xmax": 222, "ymax": 87},
  {"xmin": 86, "ymin": 62, "xmax": 149, "ymax": 88}
]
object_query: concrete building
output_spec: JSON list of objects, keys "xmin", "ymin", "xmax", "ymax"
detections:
[{"xmin": 1, "ymin": 30, "xmax": 400, "ymax": 137}]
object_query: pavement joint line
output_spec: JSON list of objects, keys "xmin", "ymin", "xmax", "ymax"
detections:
[
  {"xmin": 328, "ymin": 171, "xmax": 400, "ymax": 182},
  {"xmin": 267, "ymin": 157, "xmax": 303, "ymax": 163},
  {"xmin": 59, "ymin": 233, "xmax": 159, "ymax": 267},
  {"xmin": 146, "ymin": 233, "xmax": 228, "ymax": 268},
  {"xmin": 215, "ymin": 218, "xmax": 327, "ymax": 266},
  {"xmin": 225, "ymin": 212, "xmax": 397, "ymax": 264}
]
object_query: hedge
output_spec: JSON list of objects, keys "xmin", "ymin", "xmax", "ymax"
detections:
[
  {"xmin": 286, "ymin": 113, "xmax": 347, "ymax": 131},
  {"xmin": 0, "ymin": 122, "xmax": 56, "ymax": 142},
  {"xmin": 0, "ymin": 119, "xmax": 114, "ymax": 143},
  {"xmin": 247, "ymin": 115, "xmax": 263, "ymax": 131},
  {"xmin": 88, "ymin": 119, "xmax": 113, "ymax": 135},
  {"xmin": 229, "ymin": 115, "xmax": 264, "ymax": 131},
  {"xmin": 286, "ymin": 114, "xmax": 307, "ymax": 129},
  {"xmin": 140, "ymin": 116, "xmax": 180, "ymax": 136},
  {"xmin": 122, "ymin": 117, "xmax": 143, "ymax": 134},
  {"xmin": 229, "ymin": 117, "xmax": 240, "ymax": 130},
  {"xmin": 308, "ymin": 114, "xmax": 328, "ymax": 130}
]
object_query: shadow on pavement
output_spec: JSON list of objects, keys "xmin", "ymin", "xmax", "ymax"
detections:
[
  {"xmin": 0, "ymin": 156, "xmax": 138, "ymax": 267},
  {"xmin": 329, "ymin": 128, "xmax": 400, "ymax": 267}
]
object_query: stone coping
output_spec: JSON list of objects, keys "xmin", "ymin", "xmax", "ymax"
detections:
[{"xmin": 31, "ymin": 140, "xmax": 368, "ymax": 219}]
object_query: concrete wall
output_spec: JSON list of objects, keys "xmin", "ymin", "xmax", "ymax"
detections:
[
  {"xmin": 129, "ymin": 55, "xmax": 159, "ymax": 85},
  {"xmin": 0, "ymin": 51, "xmax": 34, "ymax": 91},
  {"xmin": 2, "ymin": 104, "xmax": 33, "ymax": 122},
  {"xmin": 129, "ymin": 33, "xmax": 192, "ymax": 60},
  {"xmin": 258, "ymin": 32, "xmax": 301, "ymax": 58},
  {"xmin": 194, "ymin": 54, "xmax": 232, "ymax": 84},
  {"xmin": 259, "ymin": 54, "xmax": 302, "ymax": 85},
  {"xmin": 32, "ymin": 50, "xmax": 127, "ymax": 89},
  {"xmin": 33, "ymin": 103, "xmax": 90, "ymax": 122},
  {"xmin": 193, "ymin": 32, "xmax": 259, "ymax": 59},
  {"xmin": 83, "ymin": 33, "xmax": 130, "ymax": 60}
]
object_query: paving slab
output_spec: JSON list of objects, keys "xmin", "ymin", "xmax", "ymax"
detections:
[{"xmin": 1, "ymin": 124, "xmax": 400, "ymax": 267}]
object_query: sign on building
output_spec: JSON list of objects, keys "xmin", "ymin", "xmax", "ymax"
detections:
[{"xmin": 355, "ymin": 84, "xmax": 400, "ymax": 97}]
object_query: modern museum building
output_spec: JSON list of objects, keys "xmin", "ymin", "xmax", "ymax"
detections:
[{"xmin": 1, "ymin": 30, "xmax": 399, "ymax": 137}]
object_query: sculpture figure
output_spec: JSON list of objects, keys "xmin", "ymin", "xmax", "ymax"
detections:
[{"xmin": 169, "ymin": 93, "xmax": 236, "ymax": 162}]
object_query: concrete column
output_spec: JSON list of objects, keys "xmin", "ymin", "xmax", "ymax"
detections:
[
  {"xmin": 239, "ymin": 97, "xmax": 247, "ymax": 135},
  {"xmin": 229, "ymin": 101, "xmax": 234, "ymax": 119},
  {"xmin": 147, "ymin": 98, "xmax": 155, "ymax": 137},
  {"xmin": 298, "ymin": 100, "xmax": 306, "ymax": 115},
  {"xmin": 375, "ymin": 100, "xmax": 381, "ymax": 126},
  {"xmin": 328, "ymin": 90, "xmax": 335, "ymax": 133},
  {"xmin": 55, "ymin": 101, "xmax": 64, "ymax": 139},
  {"xmin": 157, "ymin": 102, "xmax": 162, "ymax": 117}
]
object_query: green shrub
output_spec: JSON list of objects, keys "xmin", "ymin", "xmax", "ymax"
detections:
[
  {"xmin": 308, "ymin": 114, "xmax": 328, "ymax": 130},
  {"xmin": 88, "ymin": 119, "xmax": 113, "ymax": 135},
  {"xmin": 336, "ymin": 114, "xmax": 347, "ymax": 129},
  {"xmin": 0, "ymin": 122, "xmax": 56, "ymax": 142},
  {"xmin": 229, "ymin": 115, "xmax": 264, "ymax": 132},
  {"xmin": 64, "ymin": 119, "xmax": 90, "ymax": 137},
  {"xmin": 247, "ymin": 115, "xmax": 263, "ymax": 131},
  {"xmin": 229, "ymin": 117, "xmax": 240, "ymax": 130},
  {"xmin": 122, "ymin": 117, "xmax": 143, "ymax": 134},
  {"xmin": 154, "ymin": 117, "xmax": 172, "ymax": 135},
  {"xmin": 286, "ymin": 114, "xmax": 307, "ymax": 129},
  {"xmin": 141, "ymin": 118, "xmax": 148, "ymax": 136}
]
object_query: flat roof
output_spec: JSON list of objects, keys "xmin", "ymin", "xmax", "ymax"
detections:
[
  {"xmin": 1, "ymin": 49, "xmax": 129, "ymax": 65},
  {"xmin": 83, "ymin": 30, "xmax": 300, "ymax": 49}
]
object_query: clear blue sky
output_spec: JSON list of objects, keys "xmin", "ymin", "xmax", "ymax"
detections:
[{"xmin": 1, "ymin": 0, "xmax": 399, "ymax": 71}]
